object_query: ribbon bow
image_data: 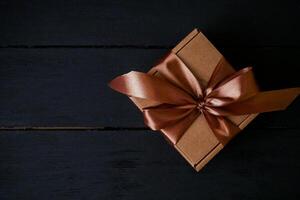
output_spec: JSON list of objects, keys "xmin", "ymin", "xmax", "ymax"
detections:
[{"xmin": 109, "ymin": 53, "xmax": 299, "ymax": 145}]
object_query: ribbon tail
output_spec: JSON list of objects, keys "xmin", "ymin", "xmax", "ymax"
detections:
[
  {"xmin": 221, "ymin": 88, "xmax": 300, "ymax": 115},
  {"xmin": 203, "ymin": 111, "xmax": 241, "ymax": 145}
]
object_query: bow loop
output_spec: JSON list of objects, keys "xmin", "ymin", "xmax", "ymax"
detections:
[
  {"xmin": 205, "ymin": 67, "xmax": 259, "ymax": 107},
  {"xmin": 154, "ymin": 53, "xmax": 204, "ymax": 99},
  {"xmin": 143, "ymin": 104, "xmax": 197, "ymax": 130}
]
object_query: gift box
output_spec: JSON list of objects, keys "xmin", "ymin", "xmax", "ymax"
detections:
[
  {"xmin": 109, "ymin": 29, "xmax": 299, "ymax": 171},
  {"xmin": 131, "ymin": 29, "xmax": 257, "ymax": 171}
]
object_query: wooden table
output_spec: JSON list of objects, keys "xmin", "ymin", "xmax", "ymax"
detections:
[{"xmin": 0, "ymin": 0, "xmax": 299, "ymax": 199}]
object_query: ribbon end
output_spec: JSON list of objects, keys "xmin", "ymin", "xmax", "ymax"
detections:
[
  {"xmin": 108, "ymin": 71, "xmax": 137, "ymax": 94},
  {"xmin": 108, "ymin": 76, "xmax": 122, "ymax": 92}
]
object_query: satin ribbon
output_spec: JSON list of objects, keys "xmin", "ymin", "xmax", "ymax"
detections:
[{"xmin": 109, "ymin": 53, "xmax": 299, "ymax": 145}]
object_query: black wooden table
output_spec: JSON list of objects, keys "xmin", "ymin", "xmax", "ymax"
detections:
[{"xmin": 0, "ymin": 0, "xmax": 299, "ymax": 199}]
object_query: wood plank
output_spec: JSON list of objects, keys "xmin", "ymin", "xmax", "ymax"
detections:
[
  {"xmin": 0, "ymin": 48, "xmax": 164, "ymax": 127},
  {"xmin": 0, "ymin": 48, "xmax": 299, "ymax": 127},
  {"xmin": 0, "ymin": 129, "xmax": 299, "ymax": 199},
  {"xmin": 0, "ymin": 0, "xmax": 300, "ymax": 46}
]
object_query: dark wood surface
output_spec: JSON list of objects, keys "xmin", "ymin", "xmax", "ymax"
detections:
[
  {"xmin": 0, "ymin": 129, "xmax": 300, "ymax": 200},
  {"xmin": 0, "ymin": 0, "xmax": 299, "ymax": 199}
]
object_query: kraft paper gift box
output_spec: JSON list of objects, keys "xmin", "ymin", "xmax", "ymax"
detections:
[
  {"xmin": 130, "ymin": 29, "xmax": 258, "ymax": 171},
  {"xmin": 109, "ymin": 29, "xmax": 299, "ymax": 171}
]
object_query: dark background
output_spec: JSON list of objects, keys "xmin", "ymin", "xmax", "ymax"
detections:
[{"xmin": 0, "ymin": 0, "xmax": 299, "ymax": 199}]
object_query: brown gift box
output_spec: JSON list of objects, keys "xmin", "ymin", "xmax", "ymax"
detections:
[{"xmin": 131, "ymin": 29, "xmax": 258, "ymax": 171}]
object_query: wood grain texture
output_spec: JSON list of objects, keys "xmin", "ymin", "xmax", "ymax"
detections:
[
  {"xmin": 0, "ymin": 129, "xmax": 299, "ymax": 200},
  {"xmin": 0, "ymin": 48, "xmax": 299, "ymax": 127},
  {"xmin": 0, "ymin": 0, "xmax": 300, "ymax": 46}
]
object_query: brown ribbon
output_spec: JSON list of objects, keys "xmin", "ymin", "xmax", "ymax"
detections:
[{"xmin": 109, "ymin": 53, "xmax": 299, "ymax": 145}]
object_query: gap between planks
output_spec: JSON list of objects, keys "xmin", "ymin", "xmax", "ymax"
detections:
[
  {"xmin": 0, "ymin": 126, "xmax": 298, "ymax": 132},
  {"xmin": 0, "ymin": 45, "xmax": 171, "ymax": 49},
  {"xmin": 0, "ymin": 45, "xmax": 300, "ymax": 49},
  {"xmin": 0, "ymin": 127, "xmax": 149, "ymax": 131}
]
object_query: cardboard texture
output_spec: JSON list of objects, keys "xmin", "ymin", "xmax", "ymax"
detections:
[{"xmin": 131, "ymin": 29, "xmax": 258, "ymax": 171}]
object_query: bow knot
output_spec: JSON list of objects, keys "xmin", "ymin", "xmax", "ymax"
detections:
[{"xmin": 196, "ymin": 100, "xmax": 206, "ymax": 111}]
